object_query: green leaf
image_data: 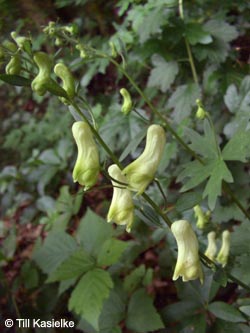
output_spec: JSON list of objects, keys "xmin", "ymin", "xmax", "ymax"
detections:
[
  {"xmin": 76, "ymin": 209, "xmax": 113, "ymax": 257},
  {"xmin": 208, "ymin": 302, "xmax": 245, "ymax": 323},
  {"xmin": 185, "ymin": 119, "xmax": 218, "ymax": 159},
  {"xmin": 185, "ymin": 23, "xmax": 213, "ymax": 45},
  {"xmin": 168, "ymin": 83, "xmax": 201, "ymax": 122},
  {"xmin": 0, "ymin": 74, "xmax": 31, "ymax": 86},
  {"xmin": 47, "ymin": 249, "xmax": 95, "ymax": 282},
  {"xmin": 126, "ymin": 288, "xmax": 164, "ymax": 332},
  {"xmin": 224, "ymin": 84, "xmax": 240, "ymax": 113},
  {"xmin": 69, "ymin": 268, "xmax": 113, "ymax": 330},
  {"xmin": 203, "ymin": 158, "xmax": 233, "ymax": 209},
  {"xmin": 124, "ymin": 265, "xmax": 146, "ymax": 293},
  {"xmin": 97, "ymin": 239, "xmax": 128, "ymax": 267},
  {"xmin": 222, "ymin": 129, "xmax": 250, "ymax": 162},
  {"xmin": 119, "ymin": 129, "xmax": 146, "ymax": 162},
  {"xmin": 32, "ymin": 231, "xmax": 77, "ymax": 274},
  {"xmin": 175, "ymin": 191, "xmax": 202, "ymax": 212},
  {"xmin": 178, "ymin": 159, "xmax": 233, "ymax": 210},
  {"xmin": 203, "ymin": 20, "xmax": 238, "ymax": 43},
  {"xmin": 147, "ymin": 54, "xmax": 178, "ymax": 92}
]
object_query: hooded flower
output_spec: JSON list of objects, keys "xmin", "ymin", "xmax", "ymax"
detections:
[
  {"xmin": 122, "ymin": 124, "xmax": 166, "ymax": 195},
  {"xmin": 216, "ymin": 230, "xmax": 230, "ymax": 267},
  {"xmin": 72, "ymin": 121, "xmax": 100, "ymax": 190},
  {"xmin": 171, "ymin": 220, "xmax": 203, "ymax": 283},
  {"xmin": 107, "ymin": 164, "xmax": 134, "ymax": 232},
  {"xmin": 204, "ymin": 231, "xmax": 217, "ymax": 261}
]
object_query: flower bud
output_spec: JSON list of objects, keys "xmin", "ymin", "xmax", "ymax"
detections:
[
  {"xmin": 216, "ymin": 230, "xmax": 230, "ymax": 267},
  {"xmin": 195, "ymin": 99, "xmax": 206, "ymax": 120},
  {"xmin": 3, "ymin": 40, "xmax": 17, "ymax": 53},
  {"xmin": 107, "ymin": 164, "xmax": 134, "ymax": 232},
  {"xmin": 204, "ymin": 231, "xmax": 217, "ymax": 261},
  {"xmin": 11, "ymin": 31, "xmax": 32, "ymax": 55},
  {"xmin": 171, "ymin": 220, "xmax": 203, "ymax": 283},
  {"xmin": 122, "ymin": 124, "xmax": 166, "ymax": 195},
  {"xmin": 72, "ymin": 121, "xmax": 100, "ymax": 190},
  {"xmin": 120, "ymin": 88, "xmax": 132, "ymax": 115},
  {"xmin": 193, "ymin": 205, "xmax": 210, "ymax": 229},
  {"xmin": 109, "ymin": 41, "xmax": 118, "ymax": 58},
  {"xmin": 31, "ymin": 52, "xmax": 52, "ymax": 96},
  {"xmin": 54, "ymin": 63, "xmax": 75, "ymax": 103},
  {"xmin": 5, "ymin": 54, "xmax": 21, "ymax": 75}
]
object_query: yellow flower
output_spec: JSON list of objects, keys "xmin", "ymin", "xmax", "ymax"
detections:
[
  {"xmin": 122, "ymin": 124, "xmax": 166, "ymax": 195},
  {"xmin": 107, "ymin": 164, "xmax": 134, "ymax": 232},
  {"xmin": 205, "ymin": 231, "xmax": 217, "ymax": 261},
  {"xmin": 216, "ymin": 230, "xmax": 230, "ymax": 267},
  {"xmin": 171, "ymin": 220, "xmax": 203, "ymax": 283},
  {"xmin": 72, "ymin": 121, "xmax": 100, "ymax": 190}
]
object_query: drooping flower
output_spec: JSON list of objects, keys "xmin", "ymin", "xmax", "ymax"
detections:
[
  {"xmin": 204, "ymin": 231, "xmax": 217, "ymax": 261},
  {"xmin": 171, "ymin": 219, "xmax": 203, "ymax": 283},
  {"xmin": 216, "ymin": 230, "xmax": 230, "ymax": 267},
  {"xmin": 31, "ymin": 52, "xmax": 52, "ymax": 96},
  {"xmin": 72, "ymin": 121, "xmax": 100, "ymax": 190},
  {"xmin": 54, "ymin": 62, "xmax": 75, "ymax": 103},
  {"xmin": 107, "ymin": 164, "xmax": 134, "ymax": 232},
  {"xmin": 122, "ymin": 124, "xmax": 166, "ymax": 195},
  {"xmin": 120, "ymin": 88, "xmax": 132, "ymax": 115}
]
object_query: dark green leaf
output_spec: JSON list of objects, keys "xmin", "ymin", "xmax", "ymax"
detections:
[
  {"xmin": 126, "ymin": 288, "xmax": 164, "ymax": 332},
  {"xmin": 208, "ymin": 302, "xmax": 245, "ymax": 322},
  {"xmin": 0, "ymin": 74, "xmax": 31, "ymax": 86}
]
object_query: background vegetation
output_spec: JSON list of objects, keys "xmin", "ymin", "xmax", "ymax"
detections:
[{"xmin": 1, "ymin": 0, "xmax": 250, "ymax": 332}]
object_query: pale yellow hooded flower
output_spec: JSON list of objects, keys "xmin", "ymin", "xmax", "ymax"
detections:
[
  {"xmin": 107, "ymin": 164, "xmax": 134, "ymax": 232},
  {"xmin": 72, "ymin": 121, "xmax": 100, "ymax": 190},
  {"xmin": 171, "ymin": 220, "xmax": 203, "ymax": 283},
  {"xmin": 122, "ymin": 124, "xmax": 166, "ymax": 195}
]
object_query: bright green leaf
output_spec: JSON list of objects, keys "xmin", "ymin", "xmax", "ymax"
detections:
[
  {"xmin": 69, "ymin": 268, "xmax": 113, "ymax": 331},
  {"xmin": 222, "ymin": 129, "xmax": 250, "ymax": 162},
  {"xmin": 97, "ymin": 239, "xmax": 128, "ymax": 266},
  {"xmin": 47, "ymin": 249, "xmax": 95, "ymax": 282},
  {"xmin": 76, "ymin": 209, "xmax": 113, "ymax": 257}
]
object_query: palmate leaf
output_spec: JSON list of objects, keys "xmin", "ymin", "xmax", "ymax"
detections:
[
  {"xmin": 222, "ymin": 128, "xmax": 250, "ymax": 162},
  {"xmin": 69, "ymin": 268, "xmax": 113, "ymax": 331},
  {"xmin": 178, "ymin": 158, "xmax": 233, "ymax": 210},
  {"xmin": 147, "ymin": 54, "xmax": 179, "ymax": 92},
  {"xmin": 185, "ymin": 119, "xmax": 218, "ymax": 159}
]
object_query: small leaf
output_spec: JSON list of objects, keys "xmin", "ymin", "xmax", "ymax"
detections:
[
  {"xmin": 147, "ymin": 54, "xmax": 179, "ymax": 92},
  {"xmin": 0, "ymin": 74, "xmax": 31, "ymax": 86},
  {"xmin": 176, "ymin": 192, "xmax": 202, "ymax": 212},
  {"xmin": 208, "ymin": 301, "xmax": 245, "ymax": 323},
  {"xmin": 124, "ymin": 265, "xmax": 146, "ymax": 293},
  {"xmin": 126, "ymin": 288, "xmax": 164, "ymax": 332},
  {"xmin": 45, "ymin": 79, "xmax": 68, "ymax": 98},
  {"xmin": 47, "ymin": 249, "xmax": 95, "ymax": 282},
  {"xmin": 68, "ymin": 268, "xmax": 113, "ymax": 330}
]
